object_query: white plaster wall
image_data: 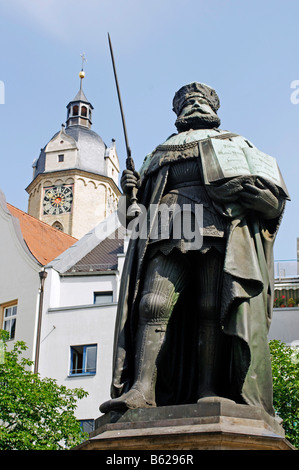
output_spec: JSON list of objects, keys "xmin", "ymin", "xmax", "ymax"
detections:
[
  {"xmin": 269, "ymin": 307, "xmax": 299, "ymax": 345},
  {"xmin": 45, "ymin": 149, "xmax": 77, "ymax": 172},
  {"xmin": 38, "ymin": 238, "xmax": 126, "ymax": 422},
  {"xmin": 39, "ymin": 267, "xmax": 121, "ymax": 421},
  {"xmin": 0, "ymin": 203, "xmax": 41, "ymax": 360},
  {"xmin": 71, "ymin": 178, "xmax": 108, "ymax": 240},
  {"xmin": 38, "ymin": 302, "xmax": 117, "ymax": 420},
  {"xmin": 45, "ymin": 268, "xmax": 61, "ymax": 309},
  {"xmin": 44, "ymin": 131, "xmax": 78, "ymax": 172},
  {"xmin": 59, "ymin": 274, "xmax": 117, "ymax": 307}
]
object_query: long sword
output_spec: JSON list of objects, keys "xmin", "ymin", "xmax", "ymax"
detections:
[{"xmin": 107, "ymin": 33, "xmax": 140, "ymax": 216}]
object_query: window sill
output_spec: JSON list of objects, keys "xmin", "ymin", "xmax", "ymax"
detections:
[
  {"xmin": 68, "ymin": 372, "xmax": 96, "ymax": 377},
  {"xmin": 48, "ymin": 302, "xmax": 117, "ymax": 313}
]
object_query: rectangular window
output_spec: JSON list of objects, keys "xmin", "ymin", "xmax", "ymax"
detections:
[
  {"xmin": 80, "ymin": 419, "xmax": 95, "ymax": 434},
  {"xmin": 93, "ymin": 291, "xmax": 113, "ymax": 305},
  {"xmin": 2, "ymin": 303, "xmax": 17, "ymax": 340},
  {"xmin": 70, "ymin": 344, "xmax": 97, "ymax": 375},
  {"xmin": 58, "ymin": 154, "xmax": 64, "ymax": 162}
]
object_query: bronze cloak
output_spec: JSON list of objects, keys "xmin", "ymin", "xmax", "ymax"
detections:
[{"xmin": 110, "ymin": 136, "xmax": 287, "ymax": 416}]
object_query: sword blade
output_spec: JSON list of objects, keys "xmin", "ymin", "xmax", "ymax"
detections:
[{"xmin": 108, "ymin": 33, "xmax": 134, "ymax": 170}]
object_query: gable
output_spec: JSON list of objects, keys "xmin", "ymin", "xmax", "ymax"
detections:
[{"xmin": 7, "ymin": 204, "xmax": 77, "ymax": 265}]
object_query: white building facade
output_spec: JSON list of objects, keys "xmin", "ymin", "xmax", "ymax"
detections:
[
  {"xmin": 38, "ymin": 213, "xmax": 127, "ymax": 431},
  {"xmin": 0, "ymin": 189, "xmax": 76, "ymax": 362},
  {"xmin": 0, "ymin": 191, "xmax": 41, "ymax": 360}
]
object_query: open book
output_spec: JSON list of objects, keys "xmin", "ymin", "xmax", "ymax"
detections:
[{"xmin": 199, "ymin": 138, "xmax": 289, "ymax": 199}]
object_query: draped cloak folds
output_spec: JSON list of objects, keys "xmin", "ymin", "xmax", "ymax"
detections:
[{"xmin": 110, "ymin": 129, "xmax": 288, "ymax": 417}]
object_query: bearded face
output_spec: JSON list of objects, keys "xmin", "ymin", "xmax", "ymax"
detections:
[{"xmin": 175, "ymin": 95, "xmax": 221, "ymax": 131}]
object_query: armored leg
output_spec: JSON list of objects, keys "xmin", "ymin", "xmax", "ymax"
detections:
[
  {"xmin": 196, "ymin": 248, "xmax": 224, "ymax": 400},
  {"xmin": 100, "ymin": 251, "xmax": 189, "ymax": 413}
]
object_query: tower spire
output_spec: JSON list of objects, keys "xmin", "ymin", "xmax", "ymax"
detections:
[{"xmin": 66, "ymin": 54, "xmax": 93, "ymax": 129}]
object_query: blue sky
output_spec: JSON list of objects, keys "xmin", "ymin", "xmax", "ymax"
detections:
[{"xmin": 0, "ymin": 0, "xmax": 299, "ymax": 260}]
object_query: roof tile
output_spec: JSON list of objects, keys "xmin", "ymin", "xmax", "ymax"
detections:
[
  {"xmin": 67, "ymin": 226, "xmax": 125, "ymax": 273},
  {"xmin": 7, "ymin": 204, "xmax": 77, "ymax": 265}
]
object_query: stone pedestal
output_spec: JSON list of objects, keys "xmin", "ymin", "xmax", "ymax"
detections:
[{"xmin": 75, "ymin": 398, "xmax": 295, "ymax": 450}]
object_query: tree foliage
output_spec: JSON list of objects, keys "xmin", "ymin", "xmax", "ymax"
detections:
[
  {"xmin": 269, "ymin": 339, "xmax": 299, "ymax": 448},
  {"xmin": 1, "ymin": 332, "xmax": 298, "ymax": 449},
  {"xmin": 0, "ymin": 331, "xmax": 88, "ymax": 450}
]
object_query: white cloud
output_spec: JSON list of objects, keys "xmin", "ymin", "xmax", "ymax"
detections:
[
  {"xmin": 1, "ymin": 0, "xmax": 186, "ymax": 48},
  {"xmin": 2, "ymin": 0, "xmax": 94, "ymax": 43}
]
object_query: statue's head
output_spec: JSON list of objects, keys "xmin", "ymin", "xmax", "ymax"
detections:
[{"xmin": 173, "ymin": 82, "xmax": 221, "ymax": 132}]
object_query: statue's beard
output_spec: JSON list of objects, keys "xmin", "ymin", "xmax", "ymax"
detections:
[{"xmin": 175, "ymin": 113, "xmax": 221, "ymax": 132}]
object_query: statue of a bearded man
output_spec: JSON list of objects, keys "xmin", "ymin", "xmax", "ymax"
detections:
[{"xmin": 100, "ymin": 82, "xmax": 289, "ymax": 417}]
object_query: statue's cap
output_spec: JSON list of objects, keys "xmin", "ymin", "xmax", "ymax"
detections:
[{"xmin": 172, "ymin": 82, "xmax": 220, "ymax": 115}]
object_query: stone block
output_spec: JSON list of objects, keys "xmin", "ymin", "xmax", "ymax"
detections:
[{"xmin": 75, "ymin": 398, "xmax": 295, "ymax": 450}]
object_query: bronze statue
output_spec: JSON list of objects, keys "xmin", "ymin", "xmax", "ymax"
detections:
[{"xmin": 100, "ymin": 82, "xmax": 289, "ymax": 416}]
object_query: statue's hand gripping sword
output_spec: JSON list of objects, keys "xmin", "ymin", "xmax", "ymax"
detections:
[{"xmin": 108, "ymin": 33, "xmax": 141, "ymax": 217}]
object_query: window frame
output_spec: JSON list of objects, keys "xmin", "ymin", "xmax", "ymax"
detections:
[
  {"xmin": 69, "ymin": 344, "xmax": 97, "ymax": 376},
  {"xmin": 1, "ymin": 300, "xmax": 18, "ymax": 340},
  {"xmin": 93, "ymin": 291, "xmax": 113, "ymax": 305}
]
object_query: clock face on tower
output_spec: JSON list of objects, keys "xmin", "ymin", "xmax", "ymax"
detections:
[{"xmin": 43, "ymin": 185, "xmax": 73, "ymax": 215}]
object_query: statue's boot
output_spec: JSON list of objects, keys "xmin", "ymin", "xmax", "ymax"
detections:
[
  {"xmin": 197, "ymin": 319, "xmax": 222, "ymax": 400},
  {"xmin": 100, "ymin": 321, "xmax": 167, "ymax": 413}
]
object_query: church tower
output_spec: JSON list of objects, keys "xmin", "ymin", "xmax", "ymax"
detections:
[{"xmin": 26, "ymin": 62, "xmax": 121, "ymax": 239}]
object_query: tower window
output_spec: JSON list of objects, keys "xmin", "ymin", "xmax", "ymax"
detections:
[
  {"xmin": 73, "ymin": 105, "xmax": 79, "ymax": 116},
  {"xmin": 58, "ymin": 154, "xmax": 64, "ymax": 162},
  {"xmin": 52, "ymin": 221, "xmax": 64, "ymax": 231},
  {"xmin": 81, "ymin": 105, "xmax": 87, "ymax": 117}
]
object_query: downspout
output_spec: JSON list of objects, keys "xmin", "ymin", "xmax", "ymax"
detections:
[{"xmin": 34, "ymin": 268, "xmax": 48, "ymax": 374}]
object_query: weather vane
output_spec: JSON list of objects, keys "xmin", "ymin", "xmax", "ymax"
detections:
[
  {"xmin": 79, "ymin": 53, "xmax": 87, "ymax": 87},
  {"xmin": 80, "ymin": 53, "xmax": 87, "ymax": 71}
]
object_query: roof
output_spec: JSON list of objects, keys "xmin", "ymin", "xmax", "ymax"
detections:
[
  {"xmin": 7, "ymin": 204, "xmax": 77, "ymax": 265},
  {"xmin": 66, "ymin": 227, "xmax": 125, "ymax": 273},
  {"xmin": 65, "ymin": 125, "xmax": 107, "ymax": 173},
  {"xmin": 46, "ymin": 210, "xmax": 126, "ymax": 274},
  {"xmin": 33, "ymin": 125, "xmax": 107, "ymax": 179},
  {"xmin": 69, "ymin": 88, "xmax": 92, "ymax": 106}
]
